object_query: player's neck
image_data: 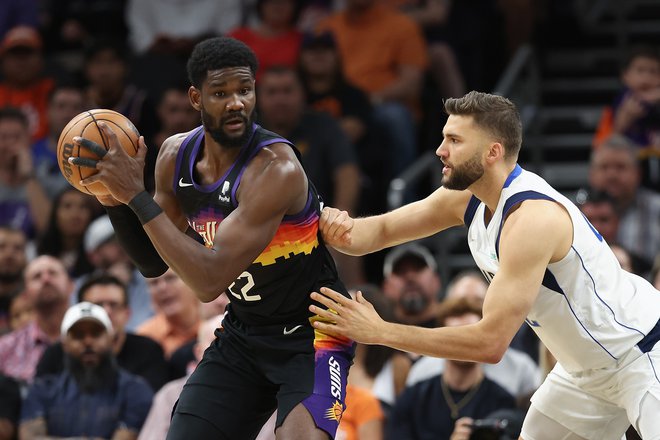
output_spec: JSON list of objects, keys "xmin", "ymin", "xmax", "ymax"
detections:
[{"xmin": 470, "ymin": 162, "xmax": 517, "ymax": 213}]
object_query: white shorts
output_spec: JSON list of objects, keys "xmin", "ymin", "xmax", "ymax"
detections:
[{"xmin": 521, "ymin": 344, "xmax": 660, "ymax": 440}]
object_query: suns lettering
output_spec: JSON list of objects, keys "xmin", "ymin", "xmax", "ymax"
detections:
[
  {"xmin": 328, "ymin": 356, "xmax": 342, "ymax": 399},
  {"xmin": 192, "ymin": 220, "xmax": 218, "ymax": 247}
]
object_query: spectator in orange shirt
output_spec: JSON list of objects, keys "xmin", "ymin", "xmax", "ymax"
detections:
[
  {"xmin": 229, "ymin": 0, "xmax": 304, "ymax": 82},
  {"xmin": 317, "ymin": 0, "xmax": 429, "ymax": 189},
  {"xmin": 138, "ymin": 269, "xmax": 201, "ymax": 358},
  {"xmin": 336, "ymin": 384, "xmax": 384, "ymax": 440},
  {"xmin": 0, "ymin": 26, "xmax": 54, "ymax": 142}
]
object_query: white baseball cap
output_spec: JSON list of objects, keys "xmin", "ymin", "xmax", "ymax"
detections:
[
  {"xmin": 84, "ymin": 215, "xmax": 115, "ymax": 253},
  {"xmin": 61, "ymin": 302, "xmax": 113, "ymax": 336}
]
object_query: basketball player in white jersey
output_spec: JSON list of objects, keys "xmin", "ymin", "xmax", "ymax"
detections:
[{"xmin": 309, "ymin": 91, "xmax": 660, "ymax": 440}]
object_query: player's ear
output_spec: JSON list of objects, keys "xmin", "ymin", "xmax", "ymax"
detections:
[
  {"xmin": 487, "ymin": 142, "xmax": 504, "ymax": 163},
  {"xmin": 189, "ymin": 86, "xmax": 202, "ymax": 111}
]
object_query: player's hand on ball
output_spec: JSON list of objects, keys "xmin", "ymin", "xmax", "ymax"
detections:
[
  {"xmin": 70, "ymin": 122, "xmax": 148, "ymax": 204},
  {"xmin": 320, "ymin": 207, "xmax": 354, "ymax": 248}
]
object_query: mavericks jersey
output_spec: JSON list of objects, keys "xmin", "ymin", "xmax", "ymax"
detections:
[
  {"xmin": 464, "ymin": 165, "xmax": 660, "ymax": 373},
  {"xmin": 173, "ymin": 124, "xmax": 347, "ymax": 325}
]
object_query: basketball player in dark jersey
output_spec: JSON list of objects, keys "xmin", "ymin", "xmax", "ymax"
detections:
[{"xmin": 70, "ymin": 37, "xmax": 354, "ymax": 439}]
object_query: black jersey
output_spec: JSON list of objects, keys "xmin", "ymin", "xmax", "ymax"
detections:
[{"xmin": 172, "ymin": 124, "xmax": 347, "ymax": 325}]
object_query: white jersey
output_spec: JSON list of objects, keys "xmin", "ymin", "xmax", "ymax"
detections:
[{"xmin": 465, "ymin": 165, "xmax": 660, "ymax": 374}]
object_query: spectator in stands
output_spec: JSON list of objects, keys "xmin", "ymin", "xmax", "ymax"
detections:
[
  {"xmin": 0, "ymin": 107, "xmax": 51, "ymax": 238},
  {"xmin": 257, "ymin": 65, "xmax": 363, "ymax": 284},
  {"xmin": 126, "ymin": 0, "xmax": 240, "ymax": 57},
  {"xmin": 138, "ymin": 269, "xmax": 201, "ymax": 358},
  {"xmin": 574, "ymin": 187, "xmax": 620, "ymax": 246},
  {"xmin": 297, "ymin": 31, "xmax": 387, "ymax": 214},
  {"xmin": 7, "ymin": 291, "xmax": 33, "ymax": 331},
  {"xmin": 0, "ymin": 373, "xmax": 21, "ymax": 440},
  {"xmin": 589, "ymin": 134, "xmax": 660, "ymax": 272},
  {"xmin": 83, "ymin": 38, "xmax": 158, "ymax": 140},
  {"xmin": 387, "ymin": 296, "xmax": 517, "ymax": 440},
  {"xmin": 0, "ymin": 256, "xmax": 74, "ymax": 383},
  {"xmin": 0, "ymin": 26, "xmax": 54, "ymax": 142},
  {"xmin": 337, "ymin": 383, "xmax": 384, "ymax": 440},
  {"xmin": 381, "ymin": 243, "xmax": 442, "ymax": 327},
  {"xmin": 317, "ymin": 0, "xmax": 429, "ymax": 183},
  {"xmin": 36, "ymin": 187, "xmax": 96, "ymax": 278},
  {"xmin": 40, "ymin": 0, "xmax": 129, "ymax": 56},
  {"xmin": 146, "ymin": 85, "xmax": 199, "ymax": 192},
  {"xmin": 388, "ymin": 0, "xmax": 465, "ymax": 99},
  {"xmin": 31, "ymin": 83, "xmax": 86, "ymax": 199},
  {"xmin": 82, "ymin": 215, "xmax": 154, "ymax": 330},
  {"xmin": 406, "ymin": 271, "xmax": 542, "ymax": 405},
  {"xmin": 0, "ymin": 1, "xmax": 38, "ymax": 41},
  {"xmin": 229, "ymin": 0, "xmax": 304, "ymax": 82},
  {"xmin": 20, "ymin": 302, "xmax": 153, "ymax": 439},
  {"xmin": 138, "ymin": 314, "xmax": 222, "ymax": 440},
  {"xmin": 593, "ymin": 45, "xmax": 660, "ymax": 189},
  {"xmin": 0, "ymin": 226, "xmax": 27, "ymax": 334},
  {"xmin": 36, "ymin": 273, "xmax": 169, "ymax": 392}
]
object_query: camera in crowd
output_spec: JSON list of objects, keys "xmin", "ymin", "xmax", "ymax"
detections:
[{"xmin": 469, "ymin": 409, "xmax": 525, "ymax": 440}]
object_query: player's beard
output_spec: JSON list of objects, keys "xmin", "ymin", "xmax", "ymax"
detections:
[
  {"xmin": 202, "ymin": 107, "xmax": 255, "ymax": 149},
  {"xmin": 65, "ymin": 350, "xmax": 118, "ymax": 393},
  {"xmin": 442, "ymin": 152, "xmax": 484, "ymax": 191}
]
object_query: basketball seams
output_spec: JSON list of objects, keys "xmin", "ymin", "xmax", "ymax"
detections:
[{"xmin": 57, "ymin": 109, "xmax": 140, "ymax": 196}]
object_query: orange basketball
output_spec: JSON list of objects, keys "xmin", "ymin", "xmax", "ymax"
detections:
[{"xmin": 57, "ymin": 109, "xmax": 140, "ymax": 196}]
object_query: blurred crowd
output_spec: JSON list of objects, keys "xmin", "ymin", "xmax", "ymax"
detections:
[{"xmin": 0, "ymin": 0, "xmax": 659, "ymax": 439}]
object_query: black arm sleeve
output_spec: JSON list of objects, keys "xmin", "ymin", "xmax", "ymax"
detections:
[{"xmin": 105, "ymin": 204, "xmax": 169, "ymax": 278}]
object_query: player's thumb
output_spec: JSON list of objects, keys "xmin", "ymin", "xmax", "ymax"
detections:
[{"xmin": 137, "ymin": 136, "xmax": 148, "ymax": 160}]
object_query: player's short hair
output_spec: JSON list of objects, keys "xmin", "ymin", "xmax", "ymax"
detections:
[
  {"xmin": 187, "ymin": 37, "xmax": 259, "ymax": 89},
  {"xmin": 621, "ymin": 44, "xmax": 660, "ymax": 71},
  {"xmin": 444, "ymin": 91, "xmax": 523, "ymax": 161}
]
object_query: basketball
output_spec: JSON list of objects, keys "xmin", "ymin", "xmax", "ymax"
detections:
[{"xmin": 57, "ymin": 109, "xmax": 140, "ymax": 196}]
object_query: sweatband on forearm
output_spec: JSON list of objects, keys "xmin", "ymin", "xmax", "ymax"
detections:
[
  {"xmin": 128, "ymin": 191, "xmax": 163, "ymax": 225},
  {"xmin": 105, "ymin": 204, "xmax": 169, "ymax": 278}
]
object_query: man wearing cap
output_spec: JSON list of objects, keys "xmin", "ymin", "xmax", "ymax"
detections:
[
  {"xmin": 20, "ymin": 302, "xmax": 153, "ymax": 440},
  {"xmin": 382, "ymin": 243, "xmax": 442, "ymax": 327},
  {"xmin": 36, "ymin": 273, "xmax": 170, "ymax": 392},
  {"xmin": 0, "ymin": 26, "xmax": 54, "ymax": 142},
  {"xmin": 83, "ymin": 214, "xmax": 154, "ymax": 330}
]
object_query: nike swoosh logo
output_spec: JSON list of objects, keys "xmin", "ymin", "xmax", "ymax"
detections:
[
  {"xmin": 178, "ymin": 178, "xmax": 193, "ymax": 187},
  {"xmin": 283, "ymin": 325, "xmax": 303, "ymax": 335}
]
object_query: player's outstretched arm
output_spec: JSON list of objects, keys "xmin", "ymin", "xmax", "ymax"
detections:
[
  {"xmin": 312, "ymin": 200, "xmax": 571, "ymax": 363},
  {"xmin": 320, "ymin": 186, "xmax": 471, "ymax": 256}
]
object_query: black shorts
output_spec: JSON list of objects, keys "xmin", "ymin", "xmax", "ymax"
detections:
[{"xmin": 169, "ymin": 311, "xmax": 355, "ymax": 439}]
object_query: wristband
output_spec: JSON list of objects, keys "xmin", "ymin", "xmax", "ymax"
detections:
[{"xmin": 128, "ymin": 191, "xmax": 162, "ymax": 225}]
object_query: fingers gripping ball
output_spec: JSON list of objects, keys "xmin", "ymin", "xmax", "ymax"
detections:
[{"xmin": 57, "ymin": 109, "xmax": 140, "ymax": 196}]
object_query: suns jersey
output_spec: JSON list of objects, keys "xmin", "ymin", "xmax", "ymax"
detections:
[
  {"xmin": 172, "ymin": 124, "xmax": 347, "ymax": 325},
  {"xmin": 464, "ymin": 165, "xmax": 660, "ymax": 374}
]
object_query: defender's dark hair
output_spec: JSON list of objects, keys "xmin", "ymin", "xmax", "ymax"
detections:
[
  {"xmin": 444, "ymin": 91, "xmax": 523, "ymax": 161},
  {"xmin": 187, "ymin": 37, "xmax": 259, "ymax": 89},
  {"xmin": 77, "ymin": 272, "xmax": 128, "ymax": 305}
]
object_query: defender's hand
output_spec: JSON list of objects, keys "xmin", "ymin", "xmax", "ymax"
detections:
[
  {"xmin": 309, "ymin": 288, "xmax": 385, "ymax": 344},
  {"xmin": 320, "ymin": 207, "xmax": 354, "ymax": 249}
]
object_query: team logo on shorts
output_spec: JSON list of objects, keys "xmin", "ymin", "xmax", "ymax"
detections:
[{"xmin": 325, "ymin": 400, "xmax": 344, "ymax": 423}]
